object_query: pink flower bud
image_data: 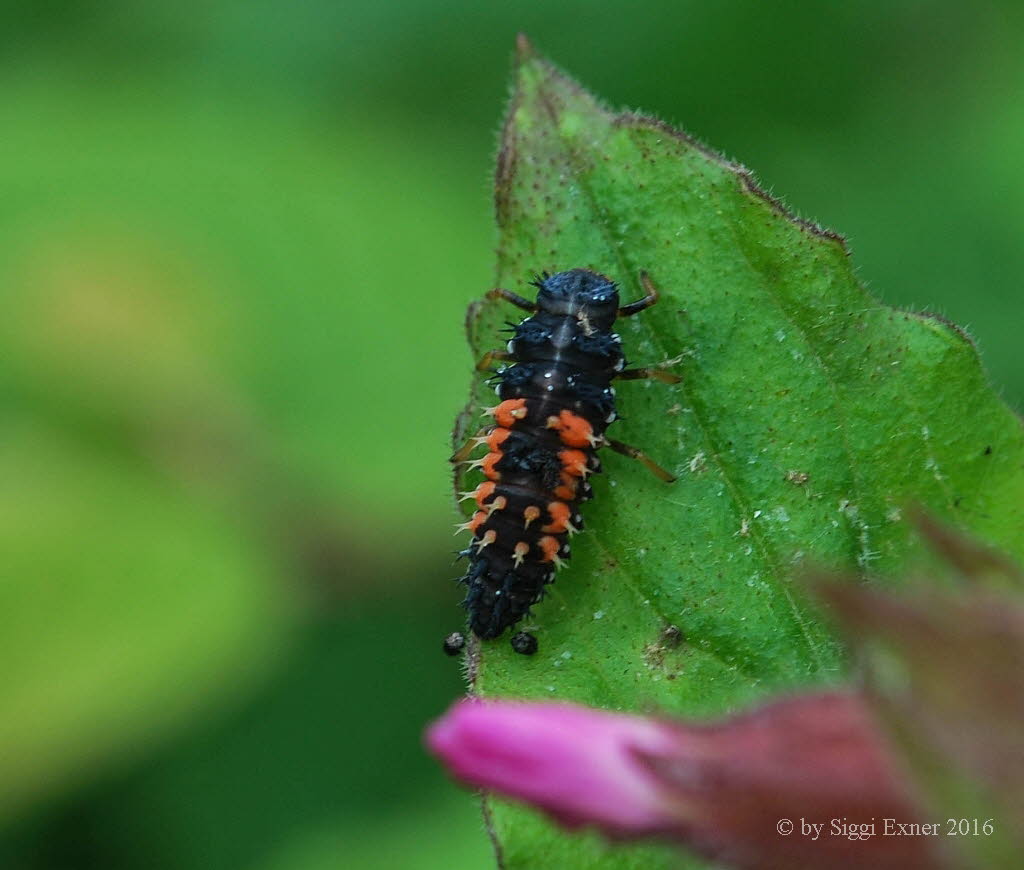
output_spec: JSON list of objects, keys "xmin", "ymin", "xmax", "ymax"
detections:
[
  {"xmin": 425, "ymin": 699, "xmax": 683, "ymax": 838},
  {"xmin": 426, "ymin": 693, "xmax": 945, "ymax": 869}
]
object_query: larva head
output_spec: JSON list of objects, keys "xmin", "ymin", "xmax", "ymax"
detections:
[{"xmin": 533, "ymin": 269, "xmax": 619, "ymax": 330}]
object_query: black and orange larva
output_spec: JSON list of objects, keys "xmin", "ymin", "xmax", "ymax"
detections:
[{"xmin": 448, "ymin": 268, "xmax": 679, "ymax": 655}]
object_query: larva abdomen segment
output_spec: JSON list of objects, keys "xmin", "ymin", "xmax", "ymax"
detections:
[{"xmin": 460, "ymin": 474, "xmax": 578, "ymax": 639}]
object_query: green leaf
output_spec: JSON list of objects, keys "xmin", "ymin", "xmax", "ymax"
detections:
[{"xmin": 455, "ymin": 39, "xmax": 1024, "ymax": 869}]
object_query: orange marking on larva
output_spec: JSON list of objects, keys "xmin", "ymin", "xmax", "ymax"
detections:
[
  {"xmin": 523, "ymin": 505, "xmax": 541, "ymax": 528},
  {"xmin": 473, "ymin": 481, "xmax": 496, "ymax": 507},
  {"xmin": 553, "ymin": 473, "xmax": 578, "ymax": 501},
  {"xmin": 559, "ymin": 448, "xmax": 589, "ymax": 477},
  {"xmin": 512, "ymin": 541, "xmax": 530, "ymax": 567},
  {"xmin": 538, "ymin": 535, "xmax": 561, "ymax": 563},
  {"xmin": 454, "ymin": 509, "xmax": 488, "ymax": 535},
  {"xmin": 481, "ymin": 452, "xmax": 502, "ymax": 481},
  {"xmin": 486, "ymin": 427, "xmax": 512, "ymax": 451},
  {"xmin": 547, "ymin": 410, "xmax": 596, "ymax": 448},
  {"xmin": 542, "ymin": 501, "xmax": 572, "ymax": 534},
  {"xmin": 474, "ymin": 529, "xmax": 497, "ymax": 551},
  {"xmin": 486, "ymin": 495, "xmax": 507, "ymax": 516},
  {"xmin": 493, "ymin": 399, "xmax": 528, "ymax": 428}
]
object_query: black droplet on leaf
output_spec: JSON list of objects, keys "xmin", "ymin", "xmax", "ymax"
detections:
[{"xmin": 510, "ymin": 631, "xmax": 538, "ymax": 655}]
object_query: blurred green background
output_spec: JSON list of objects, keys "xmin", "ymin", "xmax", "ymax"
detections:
[{"xmin": 1, "ymin": 2, "xmax": 1022, "ymax": 868}]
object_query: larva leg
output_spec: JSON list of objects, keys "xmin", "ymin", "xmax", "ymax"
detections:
[
  {"xmin": 616, "ymin": 367, "xmax": 681, "ymax": 384},
  {"xmin": 487, "ymin": 287, "xmax": 536, "ymax": 312},
  {"xmin": 606, "ymin": 438, "xmax": 676, "ymax": 483},
  {"xmin": 475, "ymin": 349, "xmax": 514, "ymax": 371},
  {"xmin": 618, "ymin": 270, "xmax": 660, "ymax": 317}
]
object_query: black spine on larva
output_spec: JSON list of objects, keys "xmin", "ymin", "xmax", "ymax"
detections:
[{"xmin": 458, "ymin": 269, "xmax": 626, "ymax": 640}]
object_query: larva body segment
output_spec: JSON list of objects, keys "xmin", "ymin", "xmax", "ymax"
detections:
[{"xmin": 457, "ymin": 269, "xmax": 625, "ymax": 643}]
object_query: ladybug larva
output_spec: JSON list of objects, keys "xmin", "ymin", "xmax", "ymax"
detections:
[{"xmin": 449, "ymin": 269, "xmax": 679, "ymax": 655}]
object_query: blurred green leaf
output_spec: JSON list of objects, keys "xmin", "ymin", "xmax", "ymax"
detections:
[
  {"xmin": 0, "ymin": 72, "xmax": 492, "ymax": 832},
  {"xmin": 0, "ymin": 81, "xmax": 491, "ymax": 524},
  {"xmin": 0, "ymin": 427, "xmax": 290, "ymax": 825},
  {"xmin": 456, "ymin": 41, "xmax": 1024, "ymax": 869}
]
